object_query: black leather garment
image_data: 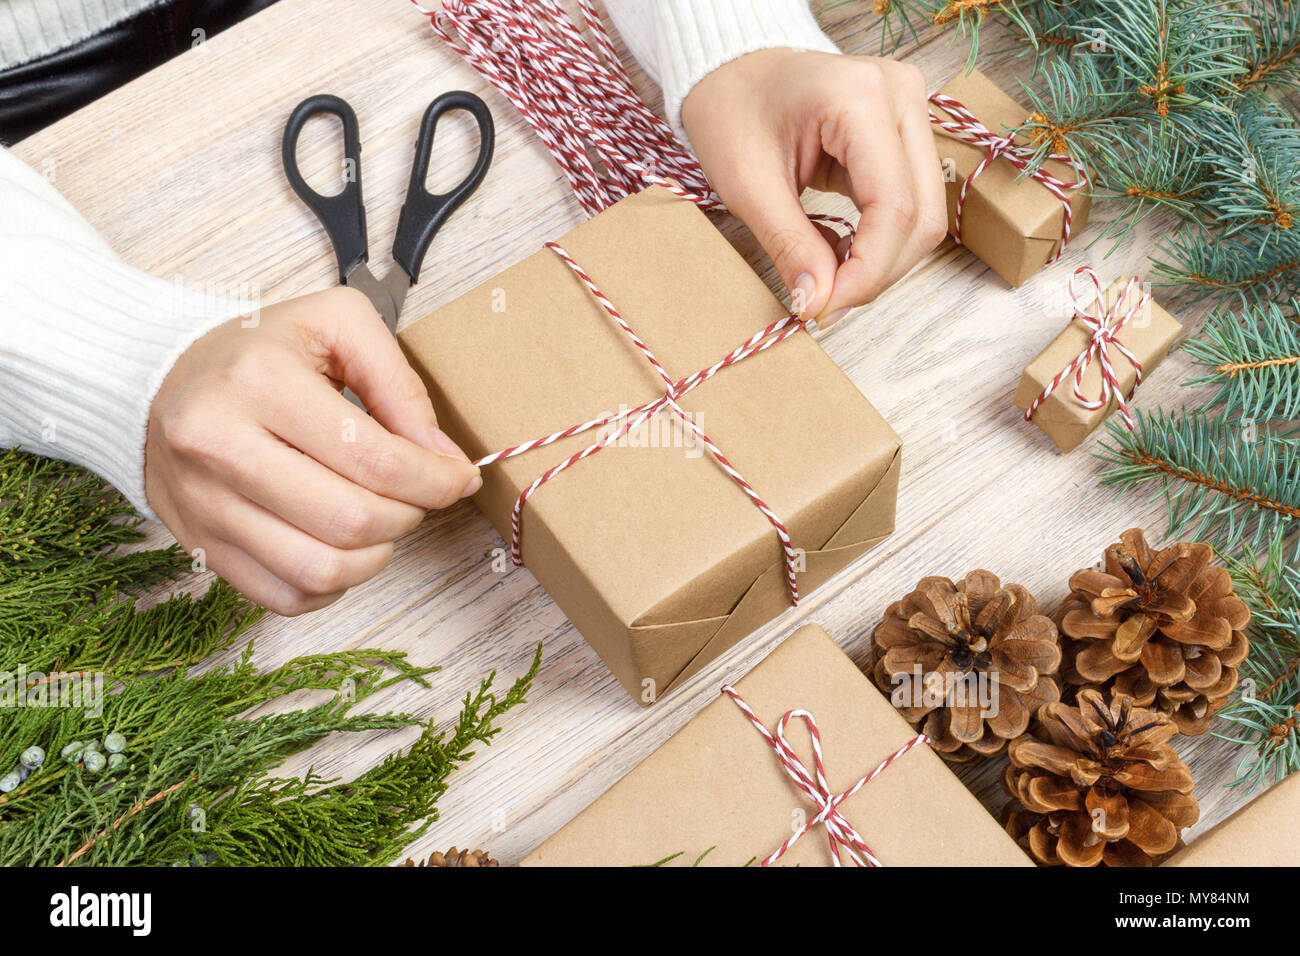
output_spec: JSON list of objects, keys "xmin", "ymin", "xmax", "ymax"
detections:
[{"xmin": 0, "ymin": 0, "xmax": 281, "ymax": 145}]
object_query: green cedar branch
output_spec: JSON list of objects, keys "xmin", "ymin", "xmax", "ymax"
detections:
[{"xmin": 0, "ymin": 451, "xmax": 539, "ymax": 865}]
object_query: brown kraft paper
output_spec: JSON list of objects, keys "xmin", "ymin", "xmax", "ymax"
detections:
[
  {"xmin": 522, "ymin": 624, "xmax": 1033, "ymax": 866},
  {"xmin": 1164, "ymin": 772, "xmax": 1300, "ymax": 866},
  {"xmin": 1014, "ymin": 277, "xmax": 1182, "ymax": 453},
  {"xmin": 398, "ymin": 187, "xmax": 901, "ymax": 704},
  {"xmin": 933, "ymin": 69, "xmax": 1091, "ymax": 287}
]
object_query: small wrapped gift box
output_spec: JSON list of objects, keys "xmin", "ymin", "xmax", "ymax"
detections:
[
  {"xmin": 522, "ymin": 624, "xmax": 1033, "ymax": 866},
  {"xmin": 931, "ymin": 69, "xmax": 1091, "ymax": 287},
  {"xmin": 398, "ymin": 188, "xmax": 901, "ymax": 703},
  {"xmin": 1014, "ymin": 270, "xmax": 1183, "ymax": 453},
  {"xmin": 1164, "ymin": 773, "xmax": 1300, "ymax": 866}
]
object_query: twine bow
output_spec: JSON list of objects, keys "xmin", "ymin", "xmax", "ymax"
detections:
[
  {"xmin": 928, "ymin": 92, "xmax": 1086, "ymax": 261},
  {"xmin": 722, "ymin": 685, "xmax": 929, "ymax": 867},
  {"xmin": 1023, "ymin": 267, "xmax": 1153, "ymax": 430}
]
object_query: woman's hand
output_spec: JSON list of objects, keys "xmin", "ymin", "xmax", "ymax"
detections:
[
  {"xmin": 681, "ymin": 48, "xmax": 947, "ymax": 326},
  {"xmin": 145, "ymin": 286, "xmax": 481, "ymax": 616}
]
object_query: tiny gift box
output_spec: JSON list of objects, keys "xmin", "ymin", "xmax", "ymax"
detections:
[
  {"xmin": 1164, "ymin": 772, "xmax": 1300, "ymax": 866},
  {"xmin": 1015, "ymin": 271, "xmax": 1182, "ymax": 453},
  {"xmin": 398, "ymin": 188, "xmax": 901, "ymax": 703},
  {"xmin": 522, "ymin": 624, "xmax": 1032, "ymax": 866},
  {"xmin": 931, "ymin": 69, "xmax": 1091, "ymax": 287}
]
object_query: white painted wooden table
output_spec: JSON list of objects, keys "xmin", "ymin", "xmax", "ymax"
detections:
[{"xmin": 13, "ymin": 0, "xmax": 1269, "ymax": 864}]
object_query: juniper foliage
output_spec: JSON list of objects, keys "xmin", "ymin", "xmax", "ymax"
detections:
[{"xmin": 0, "ymin": 450, "xmax": 539, "ymax": 864}]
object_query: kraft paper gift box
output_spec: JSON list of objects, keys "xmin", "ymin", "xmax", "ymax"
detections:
[
  {"xmin": 933, "ymin": 69, "xmax": 1091, "ymax": 287},
  {"xmin": 522, "ymin": 624, "xmax": 1033, "ymax": 866},
  {"xmin": 1164, "ymin": 773, "xmax": 1300, "ymax": 866},
  {"xmin": 1014, "ymin": 277, "xmax": 1182, "ymax": 453},
  {"xmin": 398, "ymin": 187, "xmax": 901, "ymax": 704}
]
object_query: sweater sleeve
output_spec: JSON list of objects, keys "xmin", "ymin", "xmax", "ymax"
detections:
[
  {"xmin": 602, "ymin": 0, "xmax": 840, "ymax": 140},
  {"xmin": 0, "ymin": 147, "xmax": 248, "ymax": 520}
]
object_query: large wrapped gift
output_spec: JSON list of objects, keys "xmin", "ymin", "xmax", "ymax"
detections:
[
  {"xmin": 1014, "ymin": 270, "xmax": 1182, "ymax": 453},
  {"xmin": 931, "ymin": 69, "xmax": 1091, "ymax": 287},
  {"xmin": 522, "ymin": 624, "xmax": 1033, "ymax": 866},
  {"xmin": 399, "ymin": 188, "xmax": 901, "ymax": 703},
  {"xmin": 1164, "ymin": 773, "xmax": 1300, "ymax": 866}
]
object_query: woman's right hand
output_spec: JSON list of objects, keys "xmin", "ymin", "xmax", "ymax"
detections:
[{"xmin": 145, "ymin": 286, "xmax": 481, "ymax": 616}]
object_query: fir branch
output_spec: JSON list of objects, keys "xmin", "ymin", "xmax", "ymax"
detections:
[
  {"xmin": 1183, "ymin": 300, "xmax": 1300, "ymax": 422},
  {"xmin": 931, "ymin": 0, "xmax": 1044, "ymax": 65},
  {"xmin": 1097, "ymin": 409, "xmax": 1300, "ymax": 554},
  {"xmin": 1085, "ymin": 131, "xmax": 1209, "ymax": 251},
  {"xmin": 1200, "ymin": 101, "xmax": 1300, "ymax": 239},
  {"xmin": 1003, "ymin": 0, "xmax": 1098, "ymax": 58},
  {"xmin": 1236, "ymin": 0, "xmax": 1300, "ymax": 97},
  {"xmin": 825, "ymin": 0, "xmax": 938, "ymax": 55},
  {"xmin": 1015, "ymin": 54, "xmax": 1156, "ymax": 166},
  {"xmin": 1213, "ymin": 537, "xmax": 1300, "ymax": 784},
  {"xmin": 1018, "ymin": 1, "xmax": 1247, "ymax": 145},
  {"xmin": 1152, "ymin": 223, "xmax": 1300, "ymax": 306},
  {"xmin": 1115, "ymin": 1, "xmax": 1249, "ymax": 110},
  {"xmin": 831, "ymin": 0, "xmax": 1039, "ymax": 67}
]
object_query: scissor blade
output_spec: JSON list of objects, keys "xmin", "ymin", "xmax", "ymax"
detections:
[
  {"xmin": 344, "ymin": 263, "xmax": 401, "ymax": 335},
  {"xmin": 381, "ymin": 266, "xmax": 411, "ymax": 327}
]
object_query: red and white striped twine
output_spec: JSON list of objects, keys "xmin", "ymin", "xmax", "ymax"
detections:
[
  {"xmin": 1023, "ymin": 266, "xmax": 1152, "ymax": 431},
  {"xmin": 928, "ymin": 92, "xmax": 1086, "ymax": 262},
  {"xmin": 415, "ymin": 0, "xmax": 719, "ymax": 216},
  {"xmin": 412, "ymin": 0, "xmax": 858, "ymax": 257},
  {"xmin": 473, "ymin": 243, "xmax": 808, "ymax": 604},
  {"xmin": 722, "ymin": 685, "xmax": 929, "ymax": 867}
]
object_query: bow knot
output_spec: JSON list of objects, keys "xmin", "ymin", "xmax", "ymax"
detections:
[
  {"xmin": 1025, "ymin": 266, "xmax": 1152, "ymax": 431},
  {"xmin": 1090, "ymin": 325, "xmax": 1120, "ymax": 352},
  {"xmin": 983, "ymin": 133, "xmax": 1016, "ymax": 159},
  {"xmin": 722, "ymin": 685, "xmax": 929, "ymax": 867}
]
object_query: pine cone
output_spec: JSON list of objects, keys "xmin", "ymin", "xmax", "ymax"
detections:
[
  {"xmin": 399, "ymin": 847, "xmax": 498, "ymax": 867},
  {"xmin": 1002, "ymin": 688, "xmax": 1198, "ymax": 866},
  {"xmin": 1057, "ymin": 528, "xmax": 1250, "ymax": 735},
  {"xmin": 870, "ymin": 570, "xmax": 1062, "ymax": 761}
]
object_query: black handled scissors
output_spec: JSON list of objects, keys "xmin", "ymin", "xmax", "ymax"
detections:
[{"xmin": 282, "ymin": 90, "xmax": 495, "ymax": 335}]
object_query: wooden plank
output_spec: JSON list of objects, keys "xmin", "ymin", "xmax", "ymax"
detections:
[{"xmin": 12, "ymin": 0, "xmax": 1272, "ymax": 865}]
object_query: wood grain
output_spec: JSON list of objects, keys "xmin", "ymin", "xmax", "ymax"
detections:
[{"xmin": 12, "ymin": 0, "xmax": 1278, "ymax": 864}]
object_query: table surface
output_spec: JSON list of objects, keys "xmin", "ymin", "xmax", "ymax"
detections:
[{"xmin": 14, "ymin": 0, "xmax": 1273, "ymax": 864}]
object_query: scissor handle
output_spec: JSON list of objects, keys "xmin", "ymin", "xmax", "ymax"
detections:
[
  {"xmin": 392, "ymin": 91, "xmax": 495, "ymax": 283},
  {"xmin": 282, "ymin": 94, "xmax": 368, "ymax": 283}
]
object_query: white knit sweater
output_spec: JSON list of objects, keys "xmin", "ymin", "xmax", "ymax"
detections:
[
  {"xmin": 0, "ymin": 0, "xmax": 837, "ymax": 520},
  {"xmin": 0, "ymin": 0, "xmax": 160, "ymax": 69}
]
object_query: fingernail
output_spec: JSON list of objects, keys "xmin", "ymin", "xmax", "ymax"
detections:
[
  {"xmin": 791, "ymin": 272, "xmax": 817, "ymax": 316},
  {"xmin": 429, "ymin": 428, "xmax": 469, "ymax": 461},
  {"xmin": 460, "ymin": 474, "xmax": 483, "ymax": 498},
  {"xmin": 821, "ymin": 307, "xmax": 851, "ymax": 328}
]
